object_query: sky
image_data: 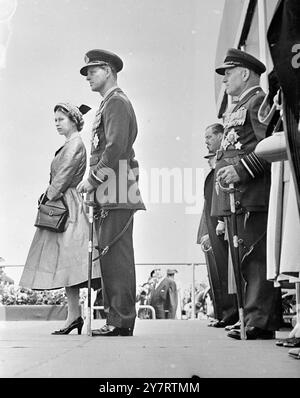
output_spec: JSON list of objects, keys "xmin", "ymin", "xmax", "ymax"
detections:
[{"xmin": 0, "ymin": 0, "xmax": 225, "ymax": 288}]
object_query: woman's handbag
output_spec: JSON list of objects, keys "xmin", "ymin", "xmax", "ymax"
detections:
[{"xmin": 34, "ymin": 193, "xmax": 69, "ymax": 232}]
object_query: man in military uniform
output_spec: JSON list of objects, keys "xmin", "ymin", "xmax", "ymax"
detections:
[
  {"xmin": 77, "ymin": 49, "xmax": 145, "ymax": 336},
  {"xmin": 212, "ymin": 48, "xmax": 282, "ymax": 340},
  {"xmin": 197, "ymin": 138, "xmax": 239, "ymax": 328}
]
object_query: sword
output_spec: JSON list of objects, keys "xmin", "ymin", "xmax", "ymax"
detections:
[
  {"xmin": 85, "ymin": 196, "xmax": 97, "ymax": 336},
  {"xmin": 217, "ymin": 180, "xmax": 246, "ymax": 340}
]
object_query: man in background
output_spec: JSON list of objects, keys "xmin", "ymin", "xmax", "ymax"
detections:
[
  {"xmin": 166, "ymin": 269, "xmax": 179, "ymax": 318},
  {"xmin": 149, "ymin": 268, "xmax": 178, "ymax": 319},
  {"xmin": 204, "ymin": 123, "xmax": 223, "ymax": 154},
  {"xmin": 197, "ymin": 125, "xmax": 238, "ymax": 327}
]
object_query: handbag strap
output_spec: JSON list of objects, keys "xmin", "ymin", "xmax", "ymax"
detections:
[
  {"xmin": 38, "ymin": 191, "xmax": 67, "ymax": 210},
  {"xmin": 38, "ymin": 192, "xmax": 48, "ymax": 209},
  {"xmin": 93, "ymin": 210, "xmax": 136, "ymax": 261}
]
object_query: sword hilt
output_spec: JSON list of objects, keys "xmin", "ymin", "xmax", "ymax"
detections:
[
  {"xmin": 216, "ymin": 178, "xmax": 236, "ymax": 193},
  {"xmin": 84, "ymin": 200, "xmax": 97, "ymax": 207}
]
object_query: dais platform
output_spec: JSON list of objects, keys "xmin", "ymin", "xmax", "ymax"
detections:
[{"xmin": 0, "ymin": 319, "xmax": 299, "ymax": 378}]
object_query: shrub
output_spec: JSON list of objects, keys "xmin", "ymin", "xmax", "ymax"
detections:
[{"xmin": 0, "ymin": 282, "xmax": 67, "ymax": 305}]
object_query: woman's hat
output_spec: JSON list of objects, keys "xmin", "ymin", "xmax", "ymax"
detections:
[{"xmin": 54, "ymin": 102, "xmax": 91, "ymax": 131}]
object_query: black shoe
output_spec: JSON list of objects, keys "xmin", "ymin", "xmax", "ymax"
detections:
[
  {"xmin": 52, "ymin": 316, "xmax": 84, "ymax": 335},
  {"xmin": 207, "ymin": 319, "xmax": 218, "ymax": 327},
  {"xmin": 211, "ymin": 320, "xmax": 227, "ymax": 328},
  {"xmin": 227, "ymin": 326, "xmax": 275, "ymax": 340},
  {"xmin": 288, "ymin": 348, "xmax": 300, "ymax": 359},
  {"xmin": 276, "ymin": 337, "xmax": 300, "ymax": 347},
  {"xmin": 225, "ymin": 321, "xmax": 241, "ymax": 331},
  {"xmin": 92, "ymin": 324, "xmax": 134, "ymax": 337},
  {"xmin": 276, "ymin": 337, "xmax": 298, "ymax": 347}
]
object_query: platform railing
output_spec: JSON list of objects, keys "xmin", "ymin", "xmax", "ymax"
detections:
[{"xmin": 92, "ymin": 304, "xmax": 157, "ymax": 320}]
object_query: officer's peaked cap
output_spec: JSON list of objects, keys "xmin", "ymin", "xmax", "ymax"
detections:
[
  {"xmin": 80, "ymin": 49, "xmax": 123, "ymax": 76},
  {"xmin": 215, "ymin": 48, "xmax": 266, "ymax": 76}
]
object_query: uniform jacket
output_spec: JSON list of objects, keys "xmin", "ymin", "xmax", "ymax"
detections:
[
  {"xmin": 211, "ymin": 88, "xmax": 282, "ymax": 331},
  {"xmin": 197, "ymin": 204, "xmax": 208, "ymax": 243},
  {"xmin": 150, "ymin": 277, "xmax": 178, "ymax": 319},
  {"xmin": 211, "ymin": 86, "xmax": 271, "ymax": 216},
  {"xmin": 46, "ymin": 134, "xmax": 86, "ymax": 201},
  {"xmin": 88, "ymin": 87, "xmax": 145, "ymax": 210},
  {"xmin": 197, "ymin": 169, "xmax": 214, "ymax": 243}
]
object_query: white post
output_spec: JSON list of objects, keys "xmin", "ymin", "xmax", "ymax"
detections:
[
  {"xmin": 191, "ymin": 263, "xmax": 195, "ymax": 320},
  {"xmin": 296, "ymin": 283, "xmax": 300, "ymax": 326},
  {"xmin": 289, "ymin": 283, "xmax": 300, "ymax": 338}
]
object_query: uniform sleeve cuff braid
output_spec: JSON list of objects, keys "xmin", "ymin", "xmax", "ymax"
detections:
[
  {"xmin": 241, "ymin": 152, "xmax": 265, "ymax": 177},
  {"xmin": 241, "ymin": 159, "xmax": 255, "ymax": 178}
]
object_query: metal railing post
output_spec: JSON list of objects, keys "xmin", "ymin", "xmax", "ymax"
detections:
[{"xmin": 191, "ymin": 263, "xmax": 196, "ymax": 320}]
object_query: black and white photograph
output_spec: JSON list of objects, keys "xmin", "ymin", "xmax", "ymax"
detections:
[{"xmin": 0, "ymin": 0, "xmax": 299, "ymax": 385}]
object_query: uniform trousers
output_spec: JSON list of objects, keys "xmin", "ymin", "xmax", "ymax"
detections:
[
  {"xmin": 95, "ymin": 209, "xmax": 136, "ymax": 329},
  {"xmin": 226, "ymin": 211, "xmax": 282, "ymax": 331}
]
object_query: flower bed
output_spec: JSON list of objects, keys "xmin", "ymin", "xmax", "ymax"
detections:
[
  {"xmin": 0, "ymin": 282, "xmax": 68, "ymax": 321},
  {"xmin": 0, "ymin": 283, "xmax": 67, "ymax": 305}
]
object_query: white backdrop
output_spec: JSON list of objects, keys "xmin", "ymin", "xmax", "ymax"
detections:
[{"xmin": 0, "ymin": 0, "xmax": 224, "ymax": 287}]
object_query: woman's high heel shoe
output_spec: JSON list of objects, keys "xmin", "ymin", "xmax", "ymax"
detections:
[{"xmin": 51, "ymin": 316, "xmax": 84, "ymax": 335}]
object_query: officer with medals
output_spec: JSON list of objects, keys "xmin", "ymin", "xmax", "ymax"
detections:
[
  {"xmin": 211, "ymin": 48, "xmax": 282, "ymax": 340},
  {"xmin": 77, "ymin": 49, "xmax": 145, "ymax": 336}
]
